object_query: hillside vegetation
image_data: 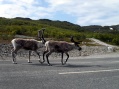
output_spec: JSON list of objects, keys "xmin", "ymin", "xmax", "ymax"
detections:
[{"xmin": 0, "ymin": 17, "xmax": 119, "ymax": 45}]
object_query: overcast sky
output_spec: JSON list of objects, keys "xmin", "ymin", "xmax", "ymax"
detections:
[{"xmin": 0, "ymin": 0, "xmax": 119, "ymax": 26}]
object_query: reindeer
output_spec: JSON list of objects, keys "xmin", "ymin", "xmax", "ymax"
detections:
[
  {"xmin": 11, "ymin": 29, "xmax": 46, "ymax": 64},
  {"xmin": 43, "ymin": 36, "xmax": 82, "ymax": 66}
]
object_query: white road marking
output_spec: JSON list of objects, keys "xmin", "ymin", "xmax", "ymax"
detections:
[{"xmin": 59, "ymin": 69, "xmax": 119, "ymax": 75}]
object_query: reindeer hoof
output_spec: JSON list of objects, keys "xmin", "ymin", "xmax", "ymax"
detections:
[
  {"xmin": 28, "ymin": 62, "xmax": 32, "ymax": 63},
  {"xmin": 63, "ymin": 62, "xmax": 66, "ymax": 65},
  {"xmin": 13, "ymin": 62, "xmax": 17, "ymax": 64},
  {"xmin": 40, "ymin": 62, "xmax": 43, "ymax": 64},
  {"xmin": 48, "ymin": 64, "xmax": 52, "ymax": 66},
  {"xmin": 62, "ymin": 63, "xmax": 64, "ymax": 65},
  {"xmin": 40, "ymin": 62, "xmax": 44, "ymax": 64},
  {"xmin": 39, "ymin": 60, "xmax": 45, "ymax": 64}
]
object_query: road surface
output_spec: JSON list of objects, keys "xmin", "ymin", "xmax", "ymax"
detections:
[{"xmin": 0, "ymin": 56, "xmax": 119, "ymax": 89}]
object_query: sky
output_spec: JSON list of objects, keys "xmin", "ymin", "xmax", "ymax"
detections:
[{"xmin": 0, "ymin": 0, "xmax": 119, "ymax": 26}]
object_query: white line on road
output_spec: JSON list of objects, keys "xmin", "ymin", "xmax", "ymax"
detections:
[{"xmin": 59, "ymin": 69, "xmax": 119, "ymax": 75}]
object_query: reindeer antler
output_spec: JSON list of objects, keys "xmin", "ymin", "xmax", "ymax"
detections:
[
  {"xmin": 41, "ymin": 28, "xmax": 46, "ymax": 44},
  {"xmin": 38, "ymin": 28, "xmax": 45, "ymax": 38},
  {"xmin": 70, "ymin": 36, "xmax": 81, "ymax": 44},
  {"xmin": 70, "ymin": 36, "xmax": 75, "ymax": 42}
]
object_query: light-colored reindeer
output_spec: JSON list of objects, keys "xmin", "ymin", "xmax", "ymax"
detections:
[
  {"xmin": 11, "ymin": 29, "xmax": 46, "ymax": 64},
  {"xmin": 43, "ymin": 36, "xmax": 82, "ymax": 66}
]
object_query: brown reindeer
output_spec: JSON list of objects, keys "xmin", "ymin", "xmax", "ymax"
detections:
[
  {"xmin": 11, "ymin": 29, "xmax": 46, "ymax": 64},
  {"xmin": 43, "ymin": 36, "xmax": 82, "ymax": 66}
]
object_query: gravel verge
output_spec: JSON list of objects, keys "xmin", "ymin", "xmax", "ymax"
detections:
[{"xmin": 0, "ymin": 38, "xmax": 119, "ymax": 60}]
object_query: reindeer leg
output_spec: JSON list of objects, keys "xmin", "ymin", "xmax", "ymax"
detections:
[
  {"xmin": 28, "ymin": 51, "xmax": 32, "ymax": 63},
  {"xmin": 12, "ymin": 53, "xmax": 17, "ymax": 64},
  {"xmin": 61, "ymin": 52, "xmax": 64, "ymax": 65},
  {"xmin": 64, "ymin": 52, "xmax": 69, "ymax": 65},
  {"xmin": 46, "ymin": 52, "xmax": 52, "ymax": 66},
  {"xmin": 11, "ymin": 49, "xmax": 17, "ymax": 64},
  {"xmin": 35, "ymin": 51, "xmax": 42, "ymax": 64},
  {"xmin": 42, "ymin": 51, "xmax": 48, "ymax": 64}
]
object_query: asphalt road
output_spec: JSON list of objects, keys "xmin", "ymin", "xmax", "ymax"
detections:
[{"xmin": 0, "ymin": 57, "xmax": 119, "ymax": 89}]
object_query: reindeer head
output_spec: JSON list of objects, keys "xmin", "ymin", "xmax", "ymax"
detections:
[{"xmin": 70, "ymin": 36, "xmax": 82, "ymax": 51}]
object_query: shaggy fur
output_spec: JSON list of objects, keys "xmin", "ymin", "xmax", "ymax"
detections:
[
  {"xmin": 11, "ymin": 38, "xmax": 44, "ymax": 64},
  {"xmin": 43, "ymin": 38, "xmax": 82, "ymax": 66}
]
